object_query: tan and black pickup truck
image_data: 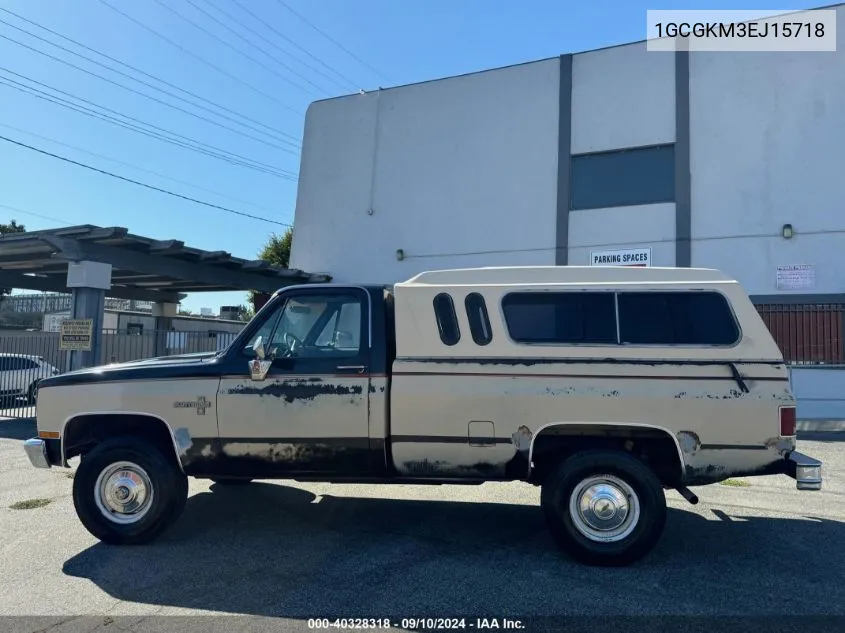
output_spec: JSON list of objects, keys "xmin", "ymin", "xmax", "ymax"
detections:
[{"xmin": 24, "ymin": 266, "xmax": 822, "ymax": 566}]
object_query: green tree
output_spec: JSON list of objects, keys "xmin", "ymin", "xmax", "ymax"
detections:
[
  {"xmin": 248, "ymin": 227, "xmax": 293, "ymax": 313},
  {"xmin": 0, "ymin": 220, "xmax": 26, "ymax": 299}
]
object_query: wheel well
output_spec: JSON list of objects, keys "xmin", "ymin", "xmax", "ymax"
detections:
[
  {"xmin": 529, "ymin": 425, "xmax": 683, "ymax": 487},
  {"xmin": 63, "ymin": 414, "xmax": 181, "ymax": 468}
]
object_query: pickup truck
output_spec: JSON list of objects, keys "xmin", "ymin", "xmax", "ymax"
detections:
[{"xmin": 24, "ymin": 266, "xmax": 823, "ymax": 566}]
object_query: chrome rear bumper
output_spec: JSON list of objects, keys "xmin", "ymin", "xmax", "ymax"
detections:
[
  {"xmin": 23, "ymin": 438, "xmax": 51, "ymax": 469},
  {"xmin": 787, "ymin": 451, "xmax": 822, "ymax": 490}
]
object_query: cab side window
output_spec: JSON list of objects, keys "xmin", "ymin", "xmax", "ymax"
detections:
[{"xmin": 244, "ymin": 293, "xmax": 363, "ymax": 360}]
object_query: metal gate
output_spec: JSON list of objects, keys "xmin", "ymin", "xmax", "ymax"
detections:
[
  {"xmin": 0, "ymin": 329, "xmax": 241, "ymax": 419},
  {"xmin": 0, "ymin": 332, "xmax": 70, "ymax": 419}
]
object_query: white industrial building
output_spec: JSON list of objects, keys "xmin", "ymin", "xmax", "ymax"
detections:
[{"xmin": 291, "ymin": 5, "xmax": 845, "ymax": 417}]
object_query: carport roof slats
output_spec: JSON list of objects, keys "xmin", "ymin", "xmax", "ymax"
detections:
[{"xmin": 0, "ymin": 224, "xmax": 329, "ymax": 303}]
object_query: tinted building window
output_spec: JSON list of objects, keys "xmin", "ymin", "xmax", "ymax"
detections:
[
  {"xmin": 571, "ymin": 144, "xmax": 675, "ymax": 210},
  {"xmin": 465, "ymin": 293, "xmax": 492, "ymax": 346},
  {"xmin": 502, "ymin": 292, "xmax": 617, "ymax": 344},
  {"xmin": 617, "ymin": 292, "xmax": 739, "ymax": 345},
  {"xmin": 433, "ymin": 293, "xmax": 461, "ymax": 346}
]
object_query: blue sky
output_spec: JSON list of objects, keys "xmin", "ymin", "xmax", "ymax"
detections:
[{"xmin": 0, "ymin": 0, "xmax": 825, "ymax": 313}]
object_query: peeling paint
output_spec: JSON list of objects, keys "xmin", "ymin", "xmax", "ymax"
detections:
[
  {"xmin": 226, "ymin": 380, "xmax": 364, "ymax": 403},
  {"xmin": 403, "ymin": 459, "xmax": 449, "ymax": 475},
  {"xmin": 765, "ymin": 436, "xmax": 795, "ymax": 455},
  {"xmin": 677, "ymin": 431, "xmax": 701, "ymax": 454},
  {"xmin": 511, "ymin": 425, "xmax": 533, "ymax": 452},
  {"xmin": 173, "ymin": 427, "xmax": 193, "ymax": 456}
]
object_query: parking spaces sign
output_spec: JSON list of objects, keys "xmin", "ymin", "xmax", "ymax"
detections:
[{"xmin": 590, "ymin": 247, "xmax": 652, "ymax": 267}]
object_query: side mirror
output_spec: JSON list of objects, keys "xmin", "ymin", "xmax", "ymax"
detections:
[{"xmin": 252, "ymin": 336, "xmax": 266, "ymax": 360}]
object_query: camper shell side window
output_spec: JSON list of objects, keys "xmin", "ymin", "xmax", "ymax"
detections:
[{"xmin": 501, "ymin": 289, "xmax": 740, "ymax": 347}]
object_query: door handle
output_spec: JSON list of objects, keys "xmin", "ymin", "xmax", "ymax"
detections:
[{"xmin": 336, "ymin": 365, "xmax": 367, "ymax": 374}]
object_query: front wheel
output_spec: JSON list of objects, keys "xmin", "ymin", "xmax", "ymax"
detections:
[
  {"xmin": 541, "ymin": 450, "xmax": 667, "ymax": 567},
  {"xmin": 72, "ymin": 436, "xmax": 188, "ymax": 545}
]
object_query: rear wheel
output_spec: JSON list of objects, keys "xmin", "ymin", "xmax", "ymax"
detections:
[
  {"xmin": 72, "ymin": 436, "xmax": 188, "ymax": 545},
  {"xmin": 541, "ymin": 450, "xmax": 667, "ymax": 567}
]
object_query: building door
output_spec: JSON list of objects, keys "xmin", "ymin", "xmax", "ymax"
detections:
[{"xmin": 215, "ymin": 287, "xmax": 372, "ymax": 477}]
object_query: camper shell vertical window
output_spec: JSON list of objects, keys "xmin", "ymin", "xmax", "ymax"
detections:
[
  {"xmin": 433, "ymin": 293, "xmax": 461, "ymax": 346},
  {"xmin": 465, "ymin": 293, "xmax": 492, "ymax": 346}
]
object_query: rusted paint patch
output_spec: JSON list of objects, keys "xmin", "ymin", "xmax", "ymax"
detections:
[
  {"xmin": 457, "ymin": 462, "xmax": 505, "ymax": 477},
  {"xmin": 173, "ymin": 427, "xmax": 193, "ymax": 456},
  {"xmin": 226, "ymin": 380, "xmax": 363, "ymax": 403},
  {"xmin": 765, "ymin": 436, "xmax": 795, "ymax": 455},
  {"xmin": 403, "ymin": 459, "xmax": 449, "ymax": 475},
  {"xmin": 677, "ymin": 431, "xmax": 701, "ymax": 454},
  {"xmin": 511, "ymin": 425, "xmax": 533, "ymax": 452}
]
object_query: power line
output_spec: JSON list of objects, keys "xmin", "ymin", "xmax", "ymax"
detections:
[
  {"xmin": 152, "ymin": 0, "xmax": 326, "ymax": 99},
  {"xmin": 176, "ymin": 0, "xmax": 337, "ymax": 99},
  {"xmin": 0, "ymin": 6, "xmax": 299, "ymax": 144},
  {"xmin": 0, "ymin": 134, "xmax": 293, "ymax": 227},
  {"xmin": 0, "ymin": 72, "xmax": 294, "ymax": 178},
  {"xmin": 96, "ymin": 0, "xmax": 305, "ymax": 115},
  {"xmin": 0, "ymin": 203, "xmax": 70, "ymax": 226},
  {"xmin": 0, "ymin": 71, "xmax": 296, "ymax": 179},
  {"xmin": 274, "ymin": 0, "xmax": 393, "ymax": 84},
  {"xmin": 0, "ymin": 29, "xmax": 300, "ymax": 155},
  {"xmin": 199, "ymin": 0, "xmax": 357, "ymax": 93},
  {"xmin": 229, "ymin": 0, "xmax": 368, "ymax": 92},
  {"xmin": 0, "ymin": 122, "xmax": 284, "ymax": 214}
]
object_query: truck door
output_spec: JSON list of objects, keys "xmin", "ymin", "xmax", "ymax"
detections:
[{"xmin": 216, "ymin": 287, "xmax": 372, "ymax": 476}]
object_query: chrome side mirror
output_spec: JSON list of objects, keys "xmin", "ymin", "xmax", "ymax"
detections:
[{"xmin": 249, "ymin": 336, "xmax": 273, "ymax": 381}]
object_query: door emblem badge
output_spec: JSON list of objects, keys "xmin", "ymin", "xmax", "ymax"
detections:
[{"xmin": 173, "ymin": 395, "xmax": 212, "ymax": 415}]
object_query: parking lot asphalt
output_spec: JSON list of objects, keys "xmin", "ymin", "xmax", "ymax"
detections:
[{"xmin": 1, "ymin": 417, "xmax": 843, "ymax": 627}]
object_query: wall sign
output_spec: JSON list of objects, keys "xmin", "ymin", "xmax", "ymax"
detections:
[
  {"xmin": 59, "ymin": 319, "xmax": 94, "ymax": 351},
  {"xmin": 590, "ymin": 247, "xmax": 652, "ymax": 267},
  {"xmin": 776, "ymin": 264, "xmax": 816, "ymax": 291}
]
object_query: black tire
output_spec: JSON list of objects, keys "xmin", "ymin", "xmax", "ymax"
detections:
[
  {"xmin": 541, "ymin": 450, "xmax": 667, "ymax": 567},
  {"xmin": 72, "ymin": 436, "xmax": 188, "ymax": 545},
  {"xmin": 210, "ymin": 477, "xmax": 253, "ymax": 486}
]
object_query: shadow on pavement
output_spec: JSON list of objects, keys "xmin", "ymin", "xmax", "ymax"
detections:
[
  {"xmin": 62, "ymin": 481, "xmax": 845, "ymax": 618},
  {"xmin": 0, "ymin": 416, "xmax": 36, "ymax": 440}
]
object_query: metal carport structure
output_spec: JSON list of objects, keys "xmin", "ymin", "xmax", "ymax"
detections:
[{"xmin": 0, "ymin": 225, "xmax": 329, "ymax": 369}]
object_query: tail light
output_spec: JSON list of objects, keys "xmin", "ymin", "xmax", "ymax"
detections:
[{"xmin": 780, "ymin": 406, "xmax": 796, "ymax": 436}]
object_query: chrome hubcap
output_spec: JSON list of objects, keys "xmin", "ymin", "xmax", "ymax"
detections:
[
  {"xmin": 94, "ymin": 461, "xmax": 154, "ymax": 525},
  {"xmin": 569, "ymin": 474, "xmax": 640, "ymax": 542}
]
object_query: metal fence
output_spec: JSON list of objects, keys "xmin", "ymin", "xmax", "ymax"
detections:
[
  {"xmin": 756, "ymin": 303, "xmax": 845, "ymax": 365},
  {"xmin": 0, "ymin": 329, "xmax": 240, "ymax": 419}
]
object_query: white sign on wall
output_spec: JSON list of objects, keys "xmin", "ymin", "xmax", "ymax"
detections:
[
  {"xmin": 590, "ymin": 247, "xmax": 652, "ymax": 267},
  {"xmin": 776, "ymin": 264, "xmax": 816, "ymax": 291}
]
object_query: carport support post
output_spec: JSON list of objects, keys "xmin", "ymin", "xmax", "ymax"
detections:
[
  {"xmin": 66, "ymin": 261, "xmax": 111, "ymax": 371},
  {"xmin": 153, "ymin": 302, "xmax": 177, "ymax": 358}
]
